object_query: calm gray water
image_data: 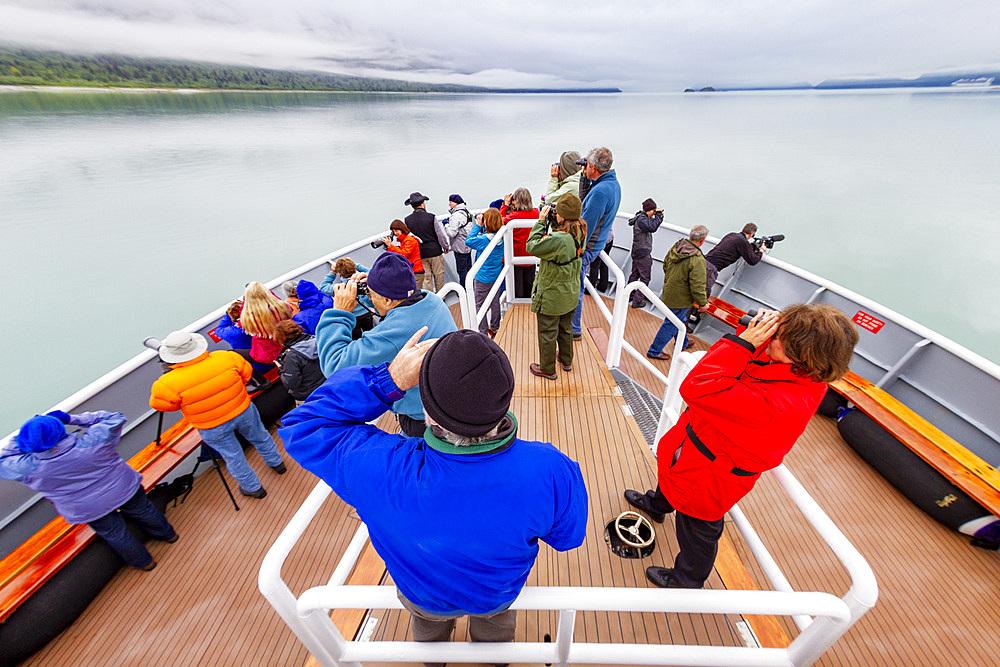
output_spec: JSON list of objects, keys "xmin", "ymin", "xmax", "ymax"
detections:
[{"xmin": 1, "ymin": 89, "xmax": 998, "ymax": 437}]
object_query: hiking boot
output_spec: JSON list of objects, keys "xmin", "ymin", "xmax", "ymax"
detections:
[
  {"xmin": 624, "ymin": 489, "xmax": 666, "ymax": 523},
  {"xmin": 645, "ymin": 566, "xmax": 686, "ymax": 589},
  {"xmin": 164, "ymin": 533, "xmax": 179, "ymax": 544},
  {"xmin": 270, "ymin": 462, "xmax": 287, "ymax": 474},
  {"xmin": 572, "ymin": 332, "xmax": 582, "ymax": 341},
  {"xmin": 137, "ymin": 559, "xmax": 157, "ymax": 572},
  {"xmin": 561, "ymin": 363, "xmax": 573, "ymax": 372},
  {"xmin": 240, "ymin": 486, "xmax": 267, "ymax": 499},
  {"xmin": 529, "ymin": 363, "xmax": 557, "ymax": 381}
]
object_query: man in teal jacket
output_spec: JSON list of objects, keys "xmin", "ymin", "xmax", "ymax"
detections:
[{"xmin": 316, "ymin": 252, "xmax": 457, "ymax": 436}]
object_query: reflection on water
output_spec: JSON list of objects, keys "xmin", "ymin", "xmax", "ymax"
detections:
[{"xmin": 0, "ymin": 89, "xmax": 998, "ymax": 435}]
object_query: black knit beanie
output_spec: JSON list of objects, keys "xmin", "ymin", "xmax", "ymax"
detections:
[
  {"xmin": 642, "ymin": 198, "xmax": 657, "ymax": 212},
  {"xmin": 418, "ymin": 330, "xmax": 514, "ymax": 437}
]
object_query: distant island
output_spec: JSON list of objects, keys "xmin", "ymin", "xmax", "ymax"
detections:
[
  {"xmin": 686, "ymin": 70, "xmax": 999, "ymax": 93},
  {"xmin": 0, "ymin": 48, "xmax": 620, "ymax": 94}
]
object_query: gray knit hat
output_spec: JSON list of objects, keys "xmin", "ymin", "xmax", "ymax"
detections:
[{"xmin": 559, "ymin": 151, "xmax": 583, "ymax": 178}]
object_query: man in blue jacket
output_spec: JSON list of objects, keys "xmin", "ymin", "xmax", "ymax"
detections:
[
  {"xmin": 280, "ymin": 329, "xmax": 588, "ymax": 665},
  {"xmin": 572, "ymin": 146, "xmax": 622, "ymax": 338},
  {"xmin": 314, "ymin": 252, "xmax": 457, "ymax": 437}
]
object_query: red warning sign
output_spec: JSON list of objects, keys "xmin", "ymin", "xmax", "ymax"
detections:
[{"xmin": 852, "ymin": 311, "xmax": 885, "ymax": 334}]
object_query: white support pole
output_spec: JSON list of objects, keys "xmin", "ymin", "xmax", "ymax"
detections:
[
  {"xmin": 555, "ymin": 609, "xmax": 576, "ymax": 666},
  {"xmin": 434, "ymin": 281, "xmax": 472, "ymax": 329}
]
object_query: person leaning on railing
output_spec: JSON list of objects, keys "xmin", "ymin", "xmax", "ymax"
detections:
[
  {"xmin": 500, "ymin": 187, "xmax": 540, "ymax": 299},
  {"xmin": 465, "ymin": 208, "xmax": 506, "ymax": 338},
  {"xmin": 0, "ymin": 410, "xmax": 177, "ymax": 571},
  {"xmin": 525, "ymin": 193, "xmax": 587, "ymax": 381},
  {"xmin": 240, "ymin": 281, "xmax": 294, "ymax": 366},
  {"xmin": 624, "ymin": 304, "xmax": 859, "ymax": 589},
  {"xmin": 280, "ymin": 329, "xmax": 588, "ymax": 667}
]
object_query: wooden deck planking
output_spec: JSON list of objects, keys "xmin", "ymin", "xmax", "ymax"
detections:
[
  {"xmin": 22, "ymin": 295, "xmax": 1000, "ymax": 666},
  {"xmin": 727, "ymin": 412, "xmax": 1000, "ymax": 666}
]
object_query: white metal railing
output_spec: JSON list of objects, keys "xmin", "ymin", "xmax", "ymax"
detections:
[
  {"xmin": 463, "ymin": 220, "xmax": 538, "ymax": 331},
  {"xmin": 259, "ymin": 233, "xmax": 879, "ymax": 665},
  {"xmin": 260, "ymin": 465, "xmax": 876, "ymax": 667},
  {"xmin": 433, "ymin": 281, "xmax": 471, "ymax": 329},
  {"xmin": 257, "ymin": 217, "xmax": 877, "ymax": 665}
]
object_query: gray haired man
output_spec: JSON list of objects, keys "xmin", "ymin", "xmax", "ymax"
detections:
[{"xmin": 646, "ymin": 225, "xmax": 709, "ymax": 361}]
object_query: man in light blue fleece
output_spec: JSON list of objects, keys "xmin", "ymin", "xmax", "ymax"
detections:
[
  {"xmin": 315, "ymin": 251, "xmax": 456, "ymax": 437},
  {"xmin": 280, "ymin": 329, "xmax": 587, "ymax": 667},
  {"xmin": 572, "ymin": 146, "xmax": 621, "ymax": 338}
]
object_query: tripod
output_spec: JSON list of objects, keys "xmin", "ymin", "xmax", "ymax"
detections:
[{"xmin": 155, "ymin": 411, "xmax": 240, "ymax": 511}]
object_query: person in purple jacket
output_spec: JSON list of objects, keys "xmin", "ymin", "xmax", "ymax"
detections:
[{"xmin": 0, "ymin": 410, "xmax": 177, "ymax": 571}]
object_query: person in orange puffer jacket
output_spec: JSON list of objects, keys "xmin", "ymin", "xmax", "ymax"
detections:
[{"xmin": 149, "ymin": 331, "xmax": 286, "ymax": 499}]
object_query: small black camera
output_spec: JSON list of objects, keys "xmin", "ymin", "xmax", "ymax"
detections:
[
  {"xmin": 751, "ymin": 234, "xmax": 785, "ymax": 250},
  {"xmin": 355, "ymin": 283, "xmax": 369, "ymax": 296}
]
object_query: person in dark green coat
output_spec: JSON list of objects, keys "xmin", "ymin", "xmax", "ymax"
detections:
[
  {"xmin": 647, "ymin": 225, "xmax": 710, "ymax": 360},
  {"xmin": 526, "ymin": 193, "xmax": 587, "ymax": 380}
]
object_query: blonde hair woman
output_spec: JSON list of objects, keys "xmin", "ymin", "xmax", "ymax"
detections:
[{"xmin": 239, "ymin": 281, "xmax": 293, "ymax": 364}]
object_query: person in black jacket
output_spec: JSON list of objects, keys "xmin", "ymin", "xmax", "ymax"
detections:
[
  {"xmin": 404, "ymin": 191, "xmax": 450, "ymax": 293},
  {"xmin": 704, "ymin": 222, "xmax": 764, "ymax": 296},
  {"xmin": 274, "ymin": 320, "xmax": 326, "ymax": 405},
  {"xmin": 627, "ymin": 198, "xmax": 664, "ymax": 308}
]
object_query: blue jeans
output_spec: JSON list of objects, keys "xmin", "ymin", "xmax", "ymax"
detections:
[
  {"xmin": 198, "ymin": 403, "xmax": 282, "ymax": 492},
  {"xmin": 89, "ymin": 486, "xmax": 176, "ymax": 568},
  {"xmin": 454, "ymin": 251, "xmax": 472, "ymax": 288},
  {"xmin": 648, "ymin": 307, "xmax": 691, "ymax": 356},
  {"xmin": 572, "ymin": 248, "xmax": 602, "ymax": 334}
]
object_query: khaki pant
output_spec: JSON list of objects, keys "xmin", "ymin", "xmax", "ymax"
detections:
[
  {"xmin": 536, "ymin": 309, "xmax": 574, "ymax": 374},
  {"xmin": 421, "ymin": 255, "xmax": 446, "ymax": 293},
  {"xmin": 397, "ymin": 589, "xmax": 516, "ymax": 667}
]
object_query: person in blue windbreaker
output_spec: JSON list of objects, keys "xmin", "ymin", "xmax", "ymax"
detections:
[
  {"xmin": 280, "ymin": 329, "xmax": 587, "ymax": 661},
  {"xmin": 465, "ymin": 207, "xmax": 505, "ymax": 337},
  {"xmin": 291, "ymin": 279, "xmax": 333, "ymax": 335},
  {"xmin": 314, "ymin": 251, "xmax": 456, "ymax": 438},
  {"xmin": 0, "ymin": 411, "xmax": 177, "ymax": 571}
]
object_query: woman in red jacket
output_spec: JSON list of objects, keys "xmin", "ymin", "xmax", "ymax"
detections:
[
  {"xmin": 625, "ymin": 303, "xmax": 858, "ymax": 589},
  {"xmin": 500, "ymin": 187, "xmax": 540, "ymax": 298},
  {"xmin": 383, "ymin": 219, "xmax": 425, "ymax": 281}
]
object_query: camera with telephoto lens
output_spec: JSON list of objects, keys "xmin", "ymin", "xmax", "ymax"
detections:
[
  {"xmin": 751, "ymin": 234, "xmax": 785, "ymax": 250},
  {"xmin": 370, "ymin": 239, "xmax": 387, "ymax": 250}
]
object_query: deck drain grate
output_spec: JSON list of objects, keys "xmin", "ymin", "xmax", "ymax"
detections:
[{"xmin": 613, "ymin": 373, "xmax": 661, "ymax": 449}]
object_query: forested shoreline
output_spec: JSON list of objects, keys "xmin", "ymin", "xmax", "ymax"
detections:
[{"xmin": 0, "ymin": 48, "xmax": 484, "ymax": 93}]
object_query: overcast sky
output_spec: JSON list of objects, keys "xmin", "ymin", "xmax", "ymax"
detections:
[{"xmin": 1, "ymin": 1, "xmax": 998, "ymax": 90}]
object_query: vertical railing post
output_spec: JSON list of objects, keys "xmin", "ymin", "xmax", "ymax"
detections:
[{"xmin": 554, "ymin": 608, "xmax": 576, "ymax": 667}]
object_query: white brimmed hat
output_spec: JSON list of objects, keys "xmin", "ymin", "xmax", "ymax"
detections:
[{"xmin": 158, "ymin": 331, "xmax": 208, "ymax": 364}]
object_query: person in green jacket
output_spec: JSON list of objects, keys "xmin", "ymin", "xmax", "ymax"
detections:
[
  {"xmin": 543, "ymin": 150, "xmax": 584, "ymax": 206},
  {"xmin": 647, "ymin": 225, "xmax": 710, "ymax": 360},
  {"xmin": 526, "ymin": 193, "xmax": 587, "ymax": 380}
]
